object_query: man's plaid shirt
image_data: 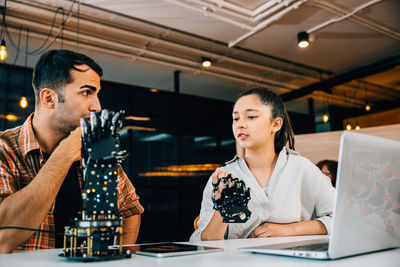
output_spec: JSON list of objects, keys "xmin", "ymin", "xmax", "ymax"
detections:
[{"xmin": 0, "ymin": 114, "xmax": 144, "ymax": 250}]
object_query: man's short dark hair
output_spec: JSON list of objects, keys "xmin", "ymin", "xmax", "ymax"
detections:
[{"xmin": 32, "ymin": 50, "xmax": 103, "ymax": 106}]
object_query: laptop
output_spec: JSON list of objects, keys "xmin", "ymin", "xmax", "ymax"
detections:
[{"xmin": 240, "ymin": 131, "xmax": 400, "ymax": 259}]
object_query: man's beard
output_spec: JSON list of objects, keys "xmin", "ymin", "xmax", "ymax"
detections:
[
  {"xmin": 50, "ymin": 105, "xmax": 86, "ymax": 137},
  {"xmin": 50, "ymin": 114, "xmax": 78, "ymax": 137}
]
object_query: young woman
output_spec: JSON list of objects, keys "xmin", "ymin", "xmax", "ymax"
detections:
[{"xmin": 190, "ymin": 88, "xmax": 335, "ymax": 241}]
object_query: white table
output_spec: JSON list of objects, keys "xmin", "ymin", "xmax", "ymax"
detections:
[{"xmin": 1, "ymin": 236, "xmax": 399, "ymax": 267}]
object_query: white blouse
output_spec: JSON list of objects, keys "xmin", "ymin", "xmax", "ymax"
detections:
[{"xmin": 190, "ymin": 147, "xmax": 335, "ymax": 242}]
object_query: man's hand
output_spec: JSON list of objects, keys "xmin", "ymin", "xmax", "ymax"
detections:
[{"xmin": 54, "ymin": 127, "xmax": 82, "ymax": 163}]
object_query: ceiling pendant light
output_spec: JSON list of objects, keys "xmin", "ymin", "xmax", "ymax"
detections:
[
  {"xmin": 0, "ymin": 39, "xmax": 7, "ymax": 61},
  {"xmin": 297, "ymin": 31, "xmax": 309, "ymax": 48},
  {"xmin": 19, "ymin": 29, "xmax": 30, "ymax": 109},
  {"xmin": 365, "ymin": 104, "xmax": 371, "ymax": 111},
  {"xmin": 0, "ymin": 0, "xmax": 7, "ymax": 61},
  {"xmin": 346, "ymin": 122, "xmax": 352, "ymax": 131},
  {"xmin": 355, "ymin": 123, "xmax": 360, "ymax": 131},
  {"xmin": 322, "ymin": 113, "xmax": 329, "ymax": 123},
  {"xmin": 19, "ymin": 95, "xmax": 28, "ymax": 109}
]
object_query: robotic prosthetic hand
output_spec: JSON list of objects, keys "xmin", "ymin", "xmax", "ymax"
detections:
[
  {"xmin": 80, "ymin": 109, "xmax": 127, "ymax": 215},
  {"xmin": 212, "ymin": 174, "xmax": 251, "ymax": 223},
  {"xmin": 61, "ymin": 110, "xmax": 130, "ymax": 261}
]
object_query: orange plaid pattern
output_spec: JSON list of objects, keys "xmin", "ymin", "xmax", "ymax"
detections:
[{"xmin": 0, "ymin": 114, "xmax": 144, "ymax": 250}]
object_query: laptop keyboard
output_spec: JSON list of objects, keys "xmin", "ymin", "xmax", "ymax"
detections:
[{"xmin": 283, "ymin": 242, "xmax": 329, "ymax": 251}]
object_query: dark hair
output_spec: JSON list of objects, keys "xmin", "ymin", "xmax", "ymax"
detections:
[
  {"xmin": 32, "ymin": 49, "xmax": 103, "ymax": 106},
  {"xmin": 237, "ymin": 88, "xmax": 295, "ymax": 154},
  {"xmin": 316, "ymin": 160, "xmax": 338, "ymax": 187}
]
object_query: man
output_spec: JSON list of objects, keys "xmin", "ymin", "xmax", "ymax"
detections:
[{"xmin": 0, "ymin": 50, "xmax": 143, "ymax": 252}]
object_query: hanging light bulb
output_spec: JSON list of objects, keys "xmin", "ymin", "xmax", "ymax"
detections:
[
  {"xmin": 19, "ymin": 95, "xmax": 28, "ymax": 109},
  {"xmin": 322, "ymin": 114, "xmax": 329, "ymax": 123},
  {"xmin": 346, "ymin": 122, "xmax": 352, "ymax": 131},
  {"xmin": 365, "ymin": 104, "xmax": 371, "ymax": 111},
  {"xmin": 355, "ymin": 123, "xmax": 360, "ymax": 131},
  {"xmin": 1, "ymin": 0, "xmax": 8, "ymax": 61},
  {"xmin": 0, "ymin": 39, "xmax": 7, "ymax": 61}
]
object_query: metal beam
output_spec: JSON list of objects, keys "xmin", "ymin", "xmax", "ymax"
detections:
[{"xmin": 280, "ymin": 54, "xmax": 400, "ymax": 102}]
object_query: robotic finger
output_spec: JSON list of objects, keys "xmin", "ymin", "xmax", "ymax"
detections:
[
  {"xmin": 100, "ymin": 109, "xmax": 110, "ymax": 135},
  {"xmin": 90, "ymin": 111, "xmax": 98, "ymax": 139}
]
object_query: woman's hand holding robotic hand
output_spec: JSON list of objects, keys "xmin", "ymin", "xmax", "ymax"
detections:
[{"xmin": 211, "ymin": 168, "xmax": 251, "ymax": 223}]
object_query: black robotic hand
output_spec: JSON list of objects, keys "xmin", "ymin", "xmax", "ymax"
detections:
[
  {"xmin": 79, "ymin": 109, "xmax": 127, "ymax": 215},
  {"xmin": 61, "ymin": 110, "xmax": 131, "ymax": 261},
  {"xmin": 80, "ymin": 109, "xmax": 127, "ymax": 164},
  {"xmin": 212, "ymin": 174, "xmax": 251, "ymax": 223}
]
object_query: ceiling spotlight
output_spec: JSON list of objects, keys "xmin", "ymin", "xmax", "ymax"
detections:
[
  {"xmin": 365, "ymin": 104, "xmax": 371, "ymax": 111},
  {"xmin": 297, "ymin": 31, "xmax": 309, "ymax": 48},
  {"xmin": 0, "ymin": 39, "xmax": 7, "ymax": 61},
  {"xmin": 322, "ymin": 114, "xmax": 329, "ymax": 123},
  {"xmin": 346, "ymin": 122, "xmax": 352, "ymax": 131},
  {"xmin": 201, "ymin": 57, "xmax": 212, "ymax": 68}
]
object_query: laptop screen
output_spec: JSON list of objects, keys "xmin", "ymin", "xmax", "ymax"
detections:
[{"xmin": 329, "ymin": 131, "xmax": 400, "ymax": 258}]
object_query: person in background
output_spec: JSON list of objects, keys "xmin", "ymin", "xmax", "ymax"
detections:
[
  {"xmin": 0, "ymin": 50, "xmax": 143, "ymax": 253},
  {"xmin": 316, "ymin": 160, "xmax": 338, "ymax": 187},
  {"xmin": 190, "ymin": 88, "xmax": 335, "ymax": 241}
]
